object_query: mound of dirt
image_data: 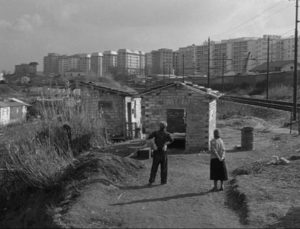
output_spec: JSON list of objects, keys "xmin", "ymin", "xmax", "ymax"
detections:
[{"xmin": 0, "ymin": 151, "xmax": 145, "ymax": 228}]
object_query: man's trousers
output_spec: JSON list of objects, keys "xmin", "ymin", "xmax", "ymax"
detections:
[{"xmin": 149, "ymin": 151, "xmax": 168, "ymax": 184}]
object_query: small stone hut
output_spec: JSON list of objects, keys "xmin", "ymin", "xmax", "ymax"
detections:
[
  {"xmin": 140, "ymin": 81, "xmax": 222, "ymax": 152},
  {"xmin": 79, "ymin": 81, "xmax": 142, "ymax": 140}
]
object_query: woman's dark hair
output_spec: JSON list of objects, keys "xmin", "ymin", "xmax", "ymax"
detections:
[{"xmin": 214, "ymin": 129, "xmax": 220, "ymax": 139}]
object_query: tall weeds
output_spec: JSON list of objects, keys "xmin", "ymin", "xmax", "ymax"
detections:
[
  {"xmin": 0, "ymin": 91, "xmax": 106, "ymax": 194},
  {"xmin": 268, "ymin": 85, "xmax": 293, "ymax": 100}
]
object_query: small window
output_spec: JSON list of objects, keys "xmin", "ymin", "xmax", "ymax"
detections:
[{"xmin": 98, "ymin": 101, "xmax": 113, "ymax": 110}]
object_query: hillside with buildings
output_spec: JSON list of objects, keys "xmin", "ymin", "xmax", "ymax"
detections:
[{"xmin": 39, "ymin": 35, "xmax": 300, "ymax": 80}]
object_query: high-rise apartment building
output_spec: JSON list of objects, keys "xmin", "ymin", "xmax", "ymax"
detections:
[
  {"xmin": 281, "ymin": 36, "xmax": 300, "ymax": 61},
  {"xmin": 211, "ymin": 41, "xmax": 228, "ymax": 76},
  {"xmin": 221, "ymin": 37, "xmax": 257, "ymax": 74},
  {"xmin": 117, "ymin": 49, "xmax": 145, "ymax": 75},
  {"xmin": 58, "ymin": 55, "xmax": 68, "ymax": 75},
  {"xmin": 91, "ymin": 52, "xmax": 103, "ymax": 77},
  {"xmin": 43, "ymin": 53, "xmax": 60, "ymax": 75},
  {"xmin": 139, "ymin": 51, "xmax": 146, "ymax": 76},
  {"xmin": 15, "ymin": 62, "xmax": 38, "ymax": 76},
  {"xmin": 172, "ymin": 51, "xmax": 179, "ymax": 75},
  {"xmin": 77, "ymin": 54, "xmax": 91, "ymax": 74},
  {"xmin": 151, "ymin": 48, "xmax": 173, "ymax": 75},
  {"xmin": 103, "ymin": 50, "xmax": 118, "ymax": 76},
  {"xmin": 195, "ymin": 41, "xmax": 214, "ymax": 76},
  {"xmin": 145, "ymin": 52, "xmax": 153, "ymax": 75},
  {"xmin": 58, "ymin": 55, "xmax": 80, "ymax": 75},
  {"xmin": 253, "ymin": 35, "xmax": 282, "ymax": 68},
  {"xmin": 177, "ymin": 45, "xmax": 197, "ymax": 76}
]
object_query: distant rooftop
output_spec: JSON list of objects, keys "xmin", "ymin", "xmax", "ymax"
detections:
[
  {"xmin": 77, "ymin": 79, "xmax": 138, "ymax": 96},
  {"xmin": 139, "ymin": 81, "xmax": 223, "ymax": 99},
  {"xmin": 103, "ymin": 50, "xmax": 118, "ymax": 55},
  {"xmin": 91, "ymin": 52, "xmax": 103, "ymax": 57}
]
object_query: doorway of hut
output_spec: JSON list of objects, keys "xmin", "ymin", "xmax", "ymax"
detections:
[{"xmin": 166, "ymin": 109, "xmax": 186, "ymax": 152}]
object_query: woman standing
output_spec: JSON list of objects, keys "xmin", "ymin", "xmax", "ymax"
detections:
[{"xmin": 210, "ymin": 129, "xmax": 228, "ymax": 191}]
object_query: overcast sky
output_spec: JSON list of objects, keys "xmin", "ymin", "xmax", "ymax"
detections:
[{"xmin": 0, "ymin": 0, "xmax": 295, "ymax": 72}]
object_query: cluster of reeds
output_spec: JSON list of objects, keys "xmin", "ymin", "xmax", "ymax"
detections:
[{"xmin": 0, "ymin": 92, "xmax": 106, "ymax": 194}]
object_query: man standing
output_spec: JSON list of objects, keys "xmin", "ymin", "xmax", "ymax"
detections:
[{"xmin": 147, "ymin": 121, "xmax": 173, "ymax": 185}]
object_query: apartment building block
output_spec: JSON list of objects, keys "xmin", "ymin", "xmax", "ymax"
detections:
[
  {"xmin": 195, "ymin": 42, "xmax": 213, "ymax": 76},
  {"xmin": 139, "ymin": 51, "xmax": 146, "ymax": 76},
  {"xmin": 103, "ymin": 50, "xmax": 118, "ymax": 76},
  {"xmin": 91, "ymin": 52, "xmax": 103, "ymax": 77},
  {"xmin": 117, "ymin": 49, "xmax": 145, "ymax": 76},
  {"xmin": 58, "ymin": 55, "xmax": 80, "ymax": 75},
  {"xmin": 172, "ymin": 51, "xmax": 179, "ymax": 75},
  {"xmin": 177, "ymin": 45, "xmax": 197, "ymax": 76},
  {"xmin": 77, "ymin": 54, "xmax": 91, "ymax": 74},
  {"xmin": 151, "ymin": 48, "xmax": 173, "ymax": 75},
  {"xmin": 15, "ymin": 62, "xmax": 38, "ymax": 76},
  {"xmin": 221, "ymin": 37, "xmax": 258, "ymax": 74},
  {"xmin": 211, "ymin": 42, "xmax": 228, "ymax": 76},
  {"xmin": 43, "ymin": 53, "xmax": 60, "ymax": 75},
  {"xmin": 252, "ymin": 35, "xmax": 282, "ymax": 67},
  {"xmin": 145, "ymin": 52, "xmax": 153, "ymax": 75}
]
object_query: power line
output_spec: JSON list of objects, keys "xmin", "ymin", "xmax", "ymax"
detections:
[{"xmin": 213, "ymin": 3, "xmax": 291, "ymax": 39}]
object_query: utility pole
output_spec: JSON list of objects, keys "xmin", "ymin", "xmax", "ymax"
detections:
[
  {"xmin": 222, "ymin": 53, "xmax": 225, "ymax": 92},
  {"xmin": 182, "ymin": 54, "xmax": 185, "ymax": 82},
  {"xmin": 207, "ymin": 37, "xmax": 210, "ymax": 88},
  {"xmin": 266, "ymin": 36, "xmax": 270, "ymax": 100},
  {"xmin": 163, "ymin": 62, "xmax": 165, "ymax": 83},
  {"xmin": 293, "ymin": 0, "xmax": 299, "ymax": 121}
]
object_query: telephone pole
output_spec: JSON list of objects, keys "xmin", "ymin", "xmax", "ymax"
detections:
[
  {"xmin": 182, "ymin": 54, "xmax": 185, "ymax": 82},
  {"xmin": 293, "ymin": 0, "xmax": 299, "ymax": 121},
  {"xmin": 207, "ymin": 37, "xmax": 211, "ymax": 88},
  {"xmin": 222, "ymin": 53, "xmax": 225, "ymax": 92},
  {"xmin": 266, "ymin": 36, "xmax": 270, "ymax": 100}
]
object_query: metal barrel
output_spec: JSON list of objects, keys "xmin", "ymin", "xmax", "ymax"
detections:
[{"xmin": 241, "ymin": 127, "xmax": 254, "ymax": 150}]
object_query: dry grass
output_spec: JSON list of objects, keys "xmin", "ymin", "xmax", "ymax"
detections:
[
  {"xmin": 217, "ymin": 100, "xmax": 290, "ymax": 127},
  {"xmin": 225, "ymin": 127, "xmax": 300, "ymax": 228},
  {"xmin": 4, "ymin": 139, "xmax": 74, "ymax": 190},
  {"xmin": 268, "ymin": 84, "xmax": 294, "ymax": 100},
  {"xmin": 0, "ymin": 94, "xmax": 106, "ymax": 196},
  {"xmin": 232, "ymin": 160, "xmax": 267, "ymax": 176}
]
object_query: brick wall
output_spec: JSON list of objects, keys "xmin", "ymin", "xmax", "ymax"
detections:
[
  {"xmin": 81, "ymin": 86, "xmax": 126, "ymax": 137},
  {"xmin": 142, "ymin": 84, "xmax": 217, "ymax": 152}
]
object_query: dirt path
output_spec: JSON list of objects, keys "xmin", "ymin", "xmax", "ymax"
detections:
[
  {"xmin": 104, "ymin": 154, "xmax": 244, "ymax": 228},
  {"xmin": 63, "ymin": 123, "xmax": 295, "ymax": 228}
]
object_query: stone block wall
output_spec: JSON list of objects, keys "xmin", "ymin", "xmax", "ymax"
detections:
[
  {"xmin": 141, "ymin": 84, "xmax": 217, "ymax": 152},
  {"xmin": 81, "ymin": 86, "xmax": 126, "ymax": 137}
]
